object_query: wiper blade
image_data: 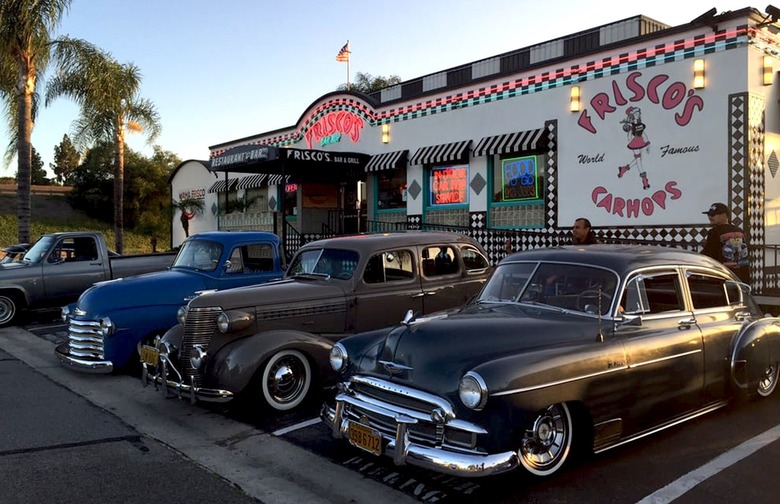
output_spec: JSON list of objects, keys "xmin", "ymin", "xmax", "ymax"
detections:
[{"xmin": 292, "ymin": 272, "xmax": 330, "ymax": 280}]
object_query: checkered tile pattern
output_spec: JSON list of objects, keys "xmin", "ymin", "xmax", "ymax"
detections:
[{"xmin": 747, "ymin": 94, "xmax": 767, "ymax": 290}]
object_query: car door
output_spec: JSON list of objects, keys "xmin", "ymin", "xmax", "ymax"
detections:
[
  {"xmin": 41, "ymin": 236, "xmax": 106, "ymax": 306},
  {"xmin": 616, "ymin": 269, "xmax": 705, "ymax": 434},
  {"xmin": 352, "ymin": 248, "xmax": 423, "ymax": 332},
  {"xmin": 684, "ymin": 270, "xmax": 756, "ymax": 402},
  {"xmin": 217, "ymin": 242, "xmax": 283, "ymax": 290}
]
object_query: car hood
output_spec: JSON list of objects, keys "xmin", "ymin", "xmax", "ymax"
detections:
[
  {"xmin": 75, "ymin": 269, "xmax": 208, "ymax": 314},
  {"xmin": 190, "ymin": 277, "xmax": 346, "ymax": 311},
  {"xmin": 356, "ymin": 303, "xmax": 607, "ymax": 390}
]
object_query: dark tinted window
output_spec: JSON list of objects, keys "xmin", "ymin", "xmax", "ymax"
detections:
[{"xmin": 688, "ymin": 274, "xmax": 729, "ymax": 309}]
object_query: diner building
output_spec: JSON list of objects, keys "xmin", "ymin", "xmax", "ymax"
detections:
[{"xmin": 169, "ymin": 6, "xmax": 780, "ymax": 292}]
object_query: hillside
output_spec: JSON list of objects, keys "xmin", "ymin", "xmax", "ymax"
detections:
[{"xmin": 0, "ymin": 189, "xmax": 167, "ymax": 253}]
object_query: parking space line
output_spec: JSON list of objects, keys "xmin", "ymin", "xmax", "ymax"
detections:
[
  {"xmin": 636, "ymin": 423, "xmax": 780, "ymax": 503},
  {"xmin": 272, "ymin": 417, "xmax": 321, "ymax": 436}
]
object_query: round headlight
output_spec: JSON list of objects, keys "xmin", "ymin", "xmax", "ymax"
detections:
[
  {"xmin": 329, "ymin": 342, "xmax": 348, "ymax": 372},
  {"xmin": 176, "ymin": 306, "xmax": 187, "ymax": 325},
  {"xmin": 458, "ymin": 372, "xmax": 488, "ymax": 410},
  {"xmin": 216, "ymin": 312, "xmax": 230, "ymax": 333},
  {"xmin": 99, "ymin": 317, "xmax": 114, "ymax": 337},
  {"xmin": 61, "ymin": 305, "xmax": 70, "ymax": 323},
  {"xmin": 190, "ymin": 345, "xmax": 207, "ymax": 370}
]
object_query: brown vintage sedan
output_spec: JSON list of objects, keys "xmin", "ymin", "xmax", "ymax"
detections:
[
  {"xmin": 141, "ymin": 231, "xmax": 492, "ymax": 412},
  {"xmin": 322, "ymin": 244, "xmax": 780, "ymax": 478}
]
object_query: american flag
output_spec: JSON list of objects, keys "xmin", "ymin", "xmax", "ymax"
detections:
[{"xmin": 336, "ymin": 41, "xmax": 350, "ymax": 62}]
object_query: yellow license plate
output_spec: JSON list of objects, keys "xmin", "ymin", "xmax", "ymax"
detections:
[
  {"xmin": 347, "ymin": 421, "xmax": 382, "ymax": 456},
  {"xmin": 139, "ymin": 345, "xmax": 159, "ymax": 366}
]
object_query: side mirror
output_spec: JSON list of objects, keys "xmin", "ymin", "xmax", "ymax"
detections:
[{"xmin": 617, "ymin": 314, "xmax": 642, "ymax": 327}]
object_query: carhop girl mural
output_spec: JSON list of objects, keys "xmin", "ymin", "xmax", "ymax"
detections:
[
  {"xmin": 617, "ymin": 106, "xmax": 651, "ymax": 190},
  {"xmin": 564, "ymin": 69, "xmax": 709, "ymax": 226}
]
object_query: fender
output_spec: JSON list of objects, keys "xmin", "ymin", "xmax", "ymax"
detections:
[
  {"xmin": 103, "ymin": 304, "xmax": 181, "ymax": 368},
  {"xmin": 161, "ymin": 323, "xmax": 185, "ymax": 349},
  {"xmin": 0, "ymin": 285, "xmax": 31, "ymax": 306},
  {"xmin": 730, "ymin": 317, "xmax": 780, "ymax": 394},
  {"xmin": 206, "ymin": 330, "xmax": 334, "ymax": 396}
]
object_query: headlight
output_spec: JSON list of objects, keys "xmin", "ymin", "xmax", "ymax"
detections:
[
  {"xmin": 98, "ymin": 317, "xmax": 114, "ymax": 337},
  {"xmin": 190, "ymin": 345, "xmax": 208, "ymax": 370},
  {"xmin": 177, "ymin": 306, "xmax": 187, "ymax": 325},
  {"xmin": 216, "ymin": 312, "xmax": 230, "ymax": 333},
  {"xmin": 61, "ymin": 305, "xmax": 70, "ymax": 323},
  {"xmin": 329, "ymin": 342, "xmax": 348, "ymax": 372},
  {"xmin": 458, "ymin": 371, "xmax": 488, "ymax": 410}
]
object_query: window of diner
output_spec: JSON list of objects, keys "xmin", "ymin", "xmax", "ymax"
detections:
[
  {"xmin": 376, "ymin": 168, "xmax": 407, "ymax": 211},
  {"xmin": 489, "ymin": 154, "xmax": 545, "ymax": 228},
  {"xmin": 426, "ymin": 164, "xmax": 469, "ymax": 209}
]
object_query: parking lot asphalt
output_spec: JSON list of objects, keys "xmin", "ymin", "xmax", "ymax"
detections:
[{"xmin": 0, "ymin": 326, "xmax": 416, "ymax": 504}]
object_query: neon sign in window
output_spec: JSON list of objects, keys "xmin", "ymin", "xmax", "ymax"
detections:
[
  {"xmin": 501, "ymin": 156, "xmax": 540, "ymax": 201},
  {"xmin": 430, "ymin": 165, "xmax": 469, "ymax": 206}
]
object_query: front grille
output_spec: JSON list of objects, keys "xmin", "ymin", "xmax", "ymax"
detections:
[
  {"xmin": 344, "ymin": 376, "xmax": 465, "ymax": 448},
  {"xmin": 65, "ymin": 319, "xmax": 105, "ymax": 360},
  {"xmin": 179, "ymin": 307, "xmax": 221, "ymax": 386}
]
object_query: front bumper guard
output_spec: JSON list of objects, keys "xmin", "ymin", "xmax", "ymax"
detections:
[
  {"xmin": 54, "ymin": 343, "xmax": 114, "ymax": 374},
  {"xmin": 140, "ymin": 353, "xmax": 233, "ymax": 404},
  {"xmin": 321, "ymin": 393, "xmax": 518, "ymax": 478}
]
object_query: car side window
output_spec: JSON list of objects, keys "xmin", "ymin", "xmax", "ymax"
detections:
[
  {"xmin": 622, "ymin": 272, "xmax": 683, "ymax": 314},
  {"xmin": 243, "ymin": 243, "xmax": 275, "ymax": 272},
  {"xmin": 687, "ymin": 273, "xmax": 730, "ymax": 309},
  {"xmin": 225, "ymin": 247, "xmax": 244, "ymax": 274},
  {"xmin": 461, "ymin": 245, "xmax": 490, "ymax": 272},
  {"xmin": 363, "ymin": 249, "xmax": 414, "ymax": 284},
  {"xmin": 421, "ymin": 245, "xmax": 459, "ymax": 277}
]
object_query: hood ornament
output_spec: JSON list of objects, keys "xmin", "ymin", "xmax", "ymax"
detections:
[{"xmin": 379, "ymin": 360, "xmax": 412, "ymax": 374}]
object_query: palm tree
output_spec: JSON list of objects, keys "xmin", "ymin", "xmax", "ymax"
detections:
[
  {"xmin": 46, "ymin": 44, "xmax": 161, "ymax": 253},
  {"xmin": 0, "ymin": 0, "xmax": 73, "ymax": 244},
  {"xmin": 171, "ymin": 197, "xmax": 204, "ymax": 238}
]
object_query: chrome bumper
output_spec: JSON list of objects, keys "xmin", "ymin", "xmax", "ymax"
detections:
[
  {"xmin": 321, "ymin": 393, "xmax": 518, "ymax": 478},
  {"xmin": 54, "ymin": 343, "xmax": 114, "ymax": 374},
  {"xmin": 140, "ymin": 354, "xmax": 233, "ymax": 404}
]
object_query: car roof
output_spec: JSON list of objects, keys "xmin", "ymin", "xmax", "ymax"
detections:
[
  {"xmin": 298, "ymin": 231, "xmax": 484, "ymax": 252},
  {"xmin": 503, "ymin": 244, "xmax": 734, "ymax": 277},
  {"xmin": 185, "ymin": 231, "xmax": 281, "ymax": 246}
]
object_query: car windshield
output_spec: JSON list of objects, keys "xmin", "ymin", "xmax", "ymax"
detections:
[
  {"xmin": 478, "ymin": 261, "xmax": 618, "ymax": 315},
  {"xmin": 172, "ymin": 239, "xmax": 223, "ymax": 272},
  {"xmin": 287, "ymin": 248, "xmax": 359, "ymax": 280},
  {"xmin": 22, "ymin": 236, "xmax": 55, "ymax": 264}
]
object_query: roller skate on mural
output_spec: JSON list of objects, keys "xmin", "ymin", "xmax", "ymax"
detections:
[{"xmin": 617, "ymin": 106, "xmax": 652, "ymax": 190}]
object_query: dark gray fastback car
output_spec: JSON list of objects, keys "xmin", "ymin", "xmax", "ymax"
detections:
[
  {"xmin": 141, "ymin": 231, "xmax": 492, "ymax": 412},
  {"xmin": 323, "ymin": 244, "xmax": 780, "ymax": 478}
]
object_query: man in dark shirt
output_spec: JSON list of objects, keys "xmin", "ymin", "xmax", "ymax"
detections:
[
  {"xmin": 702, "ymin": 202, "xmax": 750, "ymax": 283},
  {"xmin": 572, "ymin": 218, "xmax": 598, "ymax": 245}
]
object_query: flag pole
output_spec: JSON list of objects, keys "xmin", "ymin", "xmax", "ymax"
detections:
[{"xmin": 346, "ymin": 40, "xmax": 351, "ymax": 90}]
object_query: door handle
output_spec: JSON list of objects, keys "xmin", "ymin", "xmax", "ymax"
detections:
[
  {"xmin": 735, "ymin": 311, "xmax": 751, "ymax": 321},
  {"xmin": 411, "ymin": 293, "xmax": 425, "ymax": 298},
  {"xmin": 677, "ymin": 317, "xmax": 696, "ymax": 329}
]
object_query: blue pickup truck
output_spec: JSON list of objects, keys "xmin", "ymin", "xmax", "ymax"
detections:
[{"xmin": 55, "ymin": 231, "xmax": 285, "ymax": 373}]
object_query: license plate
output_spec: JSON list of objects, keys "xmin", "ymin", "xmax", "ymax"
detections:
[
  {"xmin": 139, "ymin": 345, "xmax": 159, "ymax": 366},
  {"xmin": 347, "ymin": 421, "xmax": 382, "ymax": 456}
]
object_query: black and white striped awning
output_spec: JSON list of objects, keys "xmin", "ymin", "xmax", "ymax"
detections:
[
  {"xmin": 236, "ymin": 174, "xmax": 268, "ymax": 190},
  {"xmin": 409, "ymin": 140, "xmax": 471, "ymax": 166},
  {"xmin": 473, "ymin": 128, "xmax": 545, "ymax": 157},
  {"xmin": 365, "ymin": 150, "xmax": 409, "ymax": 172},
  {"xmin": 267, "ymin": 174, "xmax": 291, "ymax": 185},
  {"xmin": 208, "ymin": 178, "xmax": 239, "ymax": 193}
]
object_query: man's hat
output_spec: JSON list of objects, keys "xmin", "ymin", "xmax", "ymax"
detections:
[{"xmin": 703, "ymin": 202, "xmax": 728, "ymax": 216}]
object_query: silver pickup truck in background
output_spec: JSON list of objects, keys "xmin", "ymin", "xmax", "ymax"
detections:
[{"xmin": 0, "ymin": 231, "xmax": 175, "ymax": 326}]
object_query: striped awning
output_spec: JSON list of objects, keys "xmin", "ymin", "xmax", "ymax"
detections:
[
  {"xmin": 267, "ymin": 174, "xmax": 291, "ymax": 185},
  {"xmin": 409, "ymin": 140, "xmax": 471, "ymax": 166},
  {"xmin": 207, "ymin": 178, "xmax": 239, "ymax": 193},
  {"xmin": 236, "ymin": 174, "xmax": 268, "ymax": 190},
  {"xmin": 473, "ymin": 128, "xmax": 545, "ymax": 157},
  {"xmin": 365, "ymin": 150, "xmax": 409, "ymax": 172}
]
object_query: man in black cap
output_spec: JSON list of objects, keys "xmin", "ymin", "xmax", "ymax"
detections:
[{"xmin": 702, "ymin": 202, "xmax": 750, "ymax": 283}]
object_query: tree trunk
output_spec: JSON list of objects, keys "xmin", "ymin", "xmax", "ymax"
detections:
[
  {"xmin": 16, "ymin": 60, "xmax": 34, "ymax": 244},
  {"xmin": 114, "ymin": 134, "xmax": 125, "ymax": 254}
]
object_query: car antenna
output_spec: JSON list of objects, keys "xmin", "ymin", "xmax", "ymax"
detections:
[{"xmin": 597, "ymin": 287, "xmax": 604, "ymax": 343}]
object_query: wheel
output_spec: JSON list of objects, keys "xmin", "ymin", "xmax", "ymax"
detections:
[
  {"xmin": 576, "ymin": 289, "xmax": 610, "ymax": 313},
  {"xmin": 757, "ymin": 362, "xmax": 779, "ymax": 398},
  {"xmin": 0, "ymin": 293, "xmax": 20, "ymax": 327},
  {"xmin": 261, "ymin": 349, "xmax": 312, "ymax": 411},
  {"xmin": 519, "ymin": 403, "xmax": 574, "ymax": 477}
]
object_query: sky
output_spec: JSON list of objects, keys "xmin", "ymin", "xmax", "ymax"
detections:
[{"xmin": 0, "ymin": 0, "xmax": 764, "ymax": 179}]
